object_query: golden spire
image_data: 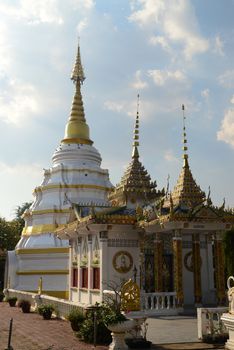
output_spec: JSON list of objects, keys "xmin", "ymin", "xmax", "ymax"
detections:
[
  {"xmin": 109, "ymin": 94, "xmax": 163, "ymax": 206},
  {"xmin": 166, "ymin": 104, "xmax": 206, "ymax": 209},
  {"xmin": 182, "ymin": 104, "xmax": 188, "ymax": 167},
  {"xmin": 62, "ymin": 42, "xmax": 93, "ymax": 145},
  {"xmin": 132, "ymin": 94, "xmax": 140, "ymax": 159}
]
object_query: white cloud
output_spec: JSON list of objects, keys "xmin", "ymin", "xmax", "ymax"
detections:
[
  {"xmin": 218, "ymin": 70, "xmax": 234, "ymax": 89},
  {"xmin": 0, "ymin": 23, "xmax": 12, "ymax": 75},
  {"xmin": 0, "ymin": 79, "xmax": 40, "ymax": 125},
  {"xmin": 0, "ymin": 0, "xmax": 94, "ymax": 26},
  {"xmin": 0, "ymin": 0, "xmax": 63, "ymax": 25},
  {"xmin": 0, "ymin": 162, "xmax": 42, "ymax": 219},
  {"xmin": 164, "ymin": 149, "xmax": 178, "ymax": 162},
  {"xmin": 71, "ymin": 0, "xmax": 95, "ymax": 10},
  {"xmin": 104, "ymin": 100, "xmax": 124, "ymax": 113},
  {"xmin": 231, "ymin": 95, "xmax": 234, "ymax": 104},
  {"xmin": 104, "ymin": 98, "xmax": 153, "ymax": 121},
  {"xmin": 130, "ymin": 70, "xmax": 148, "ymax": 90},
  {"xmin": 0, "ymin": 162, "xmax": 42, "ymax": 176},
  {"xmin": 129, "ymin": 0, "xmax": 209, "ymax": 60},
  {"xmin": 148, "ymin": 69, "xmax": 186, "ymax": 86},
  {"xmin": 214, "ymin": 35, "xmax": 224, "ymax": 56},
  {"xmin": 201, "ymin": 88, "xmax": 210, "ymax": 99},
  {"xmin": 77, "ymin": 18, "xmax": 88, "ymax": 34},
  {"xmin": 217, "ymin": 108, "xmax": 234, "ymax": 147},
  {"xmin": 149, "ymin": 35, "xmax": 171, "ymax": 52}
]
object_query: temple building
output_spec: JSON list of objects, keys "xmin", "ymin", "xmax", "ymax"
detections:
[
  {"xmin": 140, "ymin": 106, "xmax": 234, "ymax": 307},
  {"xmin": 5, "ymin": 44, "xmax": 112, "ymax": 298},
  {"xmin": 6, "ymin": 42, "xmax": 234, "ymax": 308}
]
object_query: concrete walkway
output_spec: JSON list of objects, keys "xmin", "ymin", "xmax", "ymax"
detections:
[
  {"xmin": 147, "ymin": 316, "xmax": 224, "ymax": 349},
  {"xmin": 0, "ymin": 303, "xmax": 225, "ymax": 350},
  {"xmin": 147, "ymin": 316, "xmax": 198, "ymax": 344}
]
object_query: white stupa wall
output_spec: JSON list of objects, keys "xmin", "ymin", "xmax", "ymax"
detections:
[{"xmin": 8, "ymin": 137, "xmax": 112, "ymax": 298}]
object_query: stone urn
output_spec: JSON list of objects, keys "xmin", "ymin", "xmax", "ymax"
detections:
[
  {"xmin": 221, "ymin": 276, "xmax": 234, "ymax": 350},
  {"xmin": 108, "ymin": 319, "xmax": 136, "ymax": 350}
]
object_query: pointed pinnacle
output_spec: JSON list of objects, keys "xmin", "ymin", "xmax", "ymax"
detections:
[
  {"xmin": 132, "ymin": 94, "xmax": 140, "ymax": 158},
  {"xmin": 71, "ymin": 43, "xmax": 85, "ymax": 84}
]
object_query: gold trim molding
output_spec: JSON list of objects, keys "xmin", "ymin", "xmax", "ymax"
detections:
[
  {"xmin": 16, "ymin": 247, "xmax": 69, "ymax": 255},
  {"xmin": 61, "ymin": 137, "xmax": 93, "ymax": 145},
  {"xmin": 16, "ymin": 269, "xmax": 69, "ymax": 275},
  {"xmin": 22, "ymin": 224, "xmax": 64, "ymax": 236},
  {"xmin": 32, "ymin": 209, "xmax": 71, "ymax": 215},
  {"xmin": 28, "ymin": 290, "xmax": 69, "ymax": 299},
  {"xmin": 33, "ymin": 184, "xmax": 112, "ymax": 194}
]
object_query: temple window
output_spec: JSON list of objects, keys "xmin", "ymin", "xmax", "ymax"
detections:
[
  {"xmin": 72, "ymin": 268, "xmax": 78, "ymax": 287},
  {"xmin": 81, "ymin": 267, "xmax": 88, "ymax": 288},
  {"xmin": 93, "ymin": 267, "xmax": 100, "ymax": 289}
]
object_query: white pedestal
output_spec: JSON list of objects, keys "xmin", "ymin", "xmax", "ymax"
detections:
[
  {"xmin": 221, "ymin": 313, "xmax": 234, "ymax": 350},
  {"xmin": 108, "ymin": 320, "xmax": 135, "ymax": 350}
]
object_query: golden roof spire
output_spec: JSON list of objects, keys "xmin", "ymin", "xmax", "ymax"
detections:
[
  {"xmin": 109, "ymin": 94, "xmax": 162, "ymax": 206},
  {"xmin": 62, "ymin": 41, "xmax": 92, "ymax": 145},
  {"xmin": 132, "ymin": 94, "xmax": 140, "ymax": 159},
  {"xmin": 167, "ymin": 105, "xmax": 206, "ymax": 208},
  {"xmin": 182, "ymin": 104, "xmax": 188, "ymax": 167}
]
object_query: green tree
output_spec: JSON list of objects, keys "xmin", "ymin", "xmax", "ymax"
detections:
[
  {"xmin": 0, "ymin": 202, "xmax": 32, "ymax": 288},
  {"xmin": 15, "ymin": 201, "xmax": 32, "ymax": 231},
  {"xmin": 223, "ymin": 229, "xmax": 234, "ymax": 277}
]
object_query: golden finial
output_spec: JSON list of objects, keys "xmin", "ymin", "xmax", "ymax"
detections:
[
  {"xmin": 38, "ymin": 277, "xmax": 43, "ymax": 295},
  {"xmin": 71, "ymin": 40, "xmax": 85, "ymax": 84},
  {"xmin": 182, "ymin": 104, "xmax": 188, "ymax": 167},
  {"xmin": 166, "ymin": 174, "xmax": 170, "ymax": 196},
  {"xmin": 62, "ymin": 40, "xmax": 92, "ymax": 145},
  {"xmin": 132, "ymin": 94, "xmax": 140, "ymax": 158}
]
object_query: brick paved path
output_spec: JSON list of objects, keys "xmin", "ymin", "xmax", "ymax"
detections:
[{"xmin": 0, "ymin": 302, "xmax": 107, "ymax": 350}]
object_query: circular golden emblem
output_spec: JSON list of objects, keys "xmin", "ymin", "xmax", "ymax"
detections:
[
  {"xmin": 184, "ymin": 251, "xmax": 202, "ymax": 272},
  {"xmin": 113, "ymin": 251, "xmax": 133, "ymax": 274}
]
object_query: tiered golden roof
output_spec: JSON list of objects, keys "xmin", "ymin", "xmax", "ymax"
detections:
[
  {"xmin": 169, "ymin": 158, "xmax": 206, "ymax": 208},
  {"xmin": 165, "ymin": 105, "xmax": 206, "ymax": 209},
  {"xmin": 109, "ymin": 96, "xmax": 162, "ymax": 206},
  {"xmin": 62, "ymin": 43, "xmax": 93, "ymax": 145}
]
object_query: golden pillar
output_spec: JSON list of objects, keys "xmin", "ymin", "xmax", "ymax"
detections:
[
  {"xmin": 154, "ymin": 233, "xmax": 163, "ymax": 292},
  {"xmin": 192, "ymin": 234, "xmax": 202, "ymax": 304},
  {"xmin": 173, "ymin": 230, "xmax": 183, "ymax": 306},
  {"xmin": 213, "ymin": 232, "xmax": 226, "ymax": 305},
  {"xmin": 139, "ymin": 232, "xmax": 145, "ymax": 290}
]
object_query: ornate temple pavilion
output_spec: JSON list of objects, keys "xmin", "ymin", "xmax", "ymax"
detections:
[{"xmin": 140, "ymin": 106, "xmax": 234, "ymax": 306}]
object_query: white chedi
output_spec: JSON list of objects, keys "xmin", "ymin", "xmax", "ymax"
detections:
[{"xmin": 7, "ymin": 43, "xmax": 112, "ymax": 298}]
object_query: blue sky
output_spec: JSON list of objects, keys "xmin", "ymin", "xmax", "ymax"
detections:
[{"xmin": 0, "ymin": 0, "xmax": 234, "ymax": 219}]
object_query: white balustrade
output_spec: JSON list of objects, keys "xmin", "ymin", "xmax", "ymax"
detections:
[
  {"xmin": 5, "ymin": 289, "xmax": 181, "ymax": 318},
  {"xmin": 141, "ymin": 292, "xmax": 180, "ymax": 315},
  {"xmin": 197, "ymin": 307, "xmax": 228, "ymax": 341},
  {"xmin": 4, "ymin": 289, "xmax": 85, "ymax": 319}
]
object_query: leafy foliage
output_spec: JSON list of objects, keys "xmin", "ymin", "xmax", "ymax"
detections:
[
  {"xmin": 77, "ymin": 306, "xmax": 111, "ymax": 344},
  {"xmin": 14, "ymin": 202, "xmax": 32, "ymax": 228},
  {"xmin": 0, "ymin": 202, "xmax": 32, "ymax": 252},
  {"xmin": 67, "ymin": 308, "xmax": 85, "ymax": 331},
  {"xmin": 37, "ymin": 304, "xmax": 55, "ymax": 319},
  {"xmin": 101, "ymin": 304, "xmax": 127, "ymax": 326},
  {"xmin": 223, "ymin": 229, "xmax": 234, "ymax": 277}
]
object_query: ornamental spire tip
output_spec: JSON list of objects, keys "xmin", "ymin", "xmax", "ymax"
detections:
[
  {"xmin": 182, "ymin": 104, "xmax": 189, "ymax": 167},
  {"xmin": 132, "ymin": 94, "xmax": 140, "ymax": 158},
  {"xmin": 71, "ymin": 41, "xmax": 85, "ymax": 84}
]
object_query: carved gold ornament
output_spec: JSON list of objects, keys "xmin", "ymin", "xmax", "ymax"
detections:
[
  {"xmin": 120, "ymin": 279, "xmax": 140, "ymax": 311},
  {"xmin": 113, "ymin": 251, "xmax": 133, "ymax": 274},
  {"xmin": 184, "ymin": 251, "xmax": 202, "ymax": 272}
]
